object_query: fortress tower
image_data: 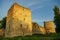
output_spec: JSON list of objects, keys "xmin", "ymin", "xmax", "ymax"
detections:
[
  {"xmin": 5, "ymin": 3, "xmax": 32, "ymax": 37},
  {"xmin": 44, "ymin": 21, "xmax": 56, "ymax": 34}
]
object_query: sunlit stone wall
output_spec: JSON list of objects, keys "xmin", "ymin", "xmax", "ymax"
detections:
[
  {"xmin": 44, "ymin": 21, "xmax": 56, "ymax": 34},
  {"xmin": 5, "ymin": 3, "xmax": 32, "ymax": 37},
  {"xmin": 32, "ymin": 22, "xmax": 46, "ymax": 34}
]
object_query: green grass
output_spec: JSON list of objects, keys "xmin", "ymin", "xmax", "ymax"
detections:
[{"xmin": 0, "ymin": 33, "xmax": 60, "ymax": 40}]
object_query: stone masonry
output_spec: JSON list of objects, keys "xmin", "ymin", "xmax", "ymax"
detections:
[
  {"xmin": 0, "ymin": 3, "xmax": 56, "ymax": 37},
  {"xmin": 32, "ymin": 22, "xmax": 46, "ymax": 34},
  {"xmin": 44, "ymin": 21, "xmax": 56, "ymax": 34},
  {"xmin": 5, "ymin": 3, "xmax": 32, "ymax": 37}
]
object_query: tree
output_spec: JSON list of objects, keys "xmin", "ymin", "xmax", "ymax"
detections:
[
  {"xmin": 1, "ymin": 17, "xmax": 6, "ymax": 29},
  {"xmin": 0, "ymin": 21, "xmax": 1, "ymax": 25},
  {"xmin": 53, "ymin": 6, "xmax": 60, "ymax": 33}
]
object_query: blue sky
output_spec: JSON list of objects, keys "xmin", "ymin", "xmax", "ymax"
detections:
[{"xmin": 0, "ymin": 0, "xmax": 60, "ymax": 26}]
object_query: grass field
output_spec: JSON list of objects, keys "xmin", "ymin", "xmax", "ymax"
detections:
[{"xmin": 0, "ymin": 33, "xmax": 60, "ymax": 40}]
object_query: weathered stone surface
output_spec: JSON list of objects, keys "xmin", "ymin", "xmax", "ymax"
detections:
[
  {"xmin": 5, "ymin": 3, "xmax": 32, "ymax": 37},
  {"xmin": 32, "ymin": 22, "xmax": 46, "ymax": 34},
  {"xmin": 0, "ymin": 29, "xmax": 4, "ymax": 36},
  {"xmin": 39, "ymin": 26, "xmax": 46, "ymax": 34},
  {"xmin": 44, "ymin": 21, "xmax": 56, "ymax": 34}
]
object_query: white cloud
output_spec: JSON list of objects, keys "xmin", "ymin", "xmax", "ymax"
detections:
[
  {"xmin": 25, "ymin": 2, "xmax": 37, "ymax": 7},
  {"xmin": 20, "ymin": 0, "xmax": 52, "ymax": 8},
  {"xmin": 32, "ymin": 19, "xmax": 52, "ymax": 22},
  {"xmin": 31, "ymin": 6, "xmax": 44, "ymax": 11}
]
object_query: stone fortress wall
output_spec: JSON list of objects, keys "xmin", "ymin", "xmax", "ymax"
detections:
[
  {"xmin": 5, "ymin": 3, "xmax": 32, "ymax": 37},
  {"xmin": 44, "ymin": 21, "xmax": 56, "ymax": 34},
  {"xmin": 32, "ymin": 22, "xmax": 46, "ymax": 34},
  {"xmin": 32, "ymin": 21, "xmax": 56, "ymax": 35},
  {"xmin": 0, "ymin": 3, "xmax": 56, "ymax": 37}
]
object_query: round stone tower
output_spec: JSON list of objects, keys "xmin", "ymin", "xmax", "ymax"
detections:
[{"xmin": 44, "ymin": 21, "xmax": 56, "ymax": 34}]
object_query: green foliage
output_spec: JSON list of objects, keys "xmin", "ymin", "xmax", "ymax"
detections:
[
  {"xmin": 0, "ymin": 34, "xmax": 60, "ymax": 40},
  {"xmin": 0, "ymin": 17, "xmax": 6, "ymax": 29},
  {"xmin": 0, "ymin": 21, "xmax": 1, "ymax": 27},
  {"xmin": 53, "ymin": 6, "xmax": 60, "ymax": 33}
]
